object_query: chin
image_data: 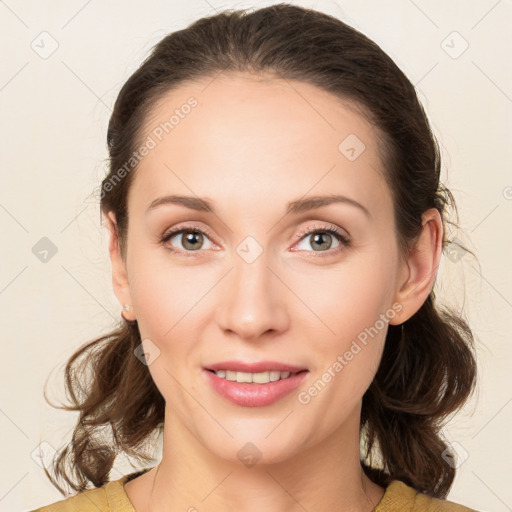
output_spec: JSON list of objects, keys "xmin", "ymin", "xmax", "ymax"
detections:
[{"xmin": 201, "ymin": 428, "xmax": 308, "ymax": 468}]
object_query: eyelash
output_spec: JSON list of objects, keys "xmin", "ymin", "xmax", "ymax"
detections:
[{"xmin": 160, "ymin": 223, "xmax": 351, "ymax": 258}]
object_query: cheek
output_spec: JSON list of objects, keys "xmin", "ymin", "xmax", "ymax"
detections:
[
  {"xmin": 298, "ymin": 296, "xmax": 389, "ymax": 430},
  {"xmin": 291, "ymin": 252, "xmax": 396, "ymax": 344},
  {"xmin": 126, "ymin": 253, "xmax": 207, "ymax": 405},
  {"xmin": 291, "ymin": 250, "xmax": 394, "ymax": 406},
  {"xmin": 127, "ymin": 246, "xmax": 212, "ymax": 337}
]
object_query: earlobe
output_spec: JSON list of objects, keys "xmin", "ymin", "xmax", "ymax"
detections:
[
  {"xmin": 104, "ymin": 211, "xmax": 136, "ymax": 321},
  {"xmin": 389, "ymin": 208, "xmax": 443, "ymax": 325}
]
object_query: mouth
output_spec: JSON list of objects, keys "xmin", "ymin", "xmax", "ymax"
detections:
[
  {"xmin": 205, "ymin": 368, "xmax": 308, "ymax": 384},
  {"xmin": 203, "ymin": 366, "xmax": 309, "ymax": 407}
]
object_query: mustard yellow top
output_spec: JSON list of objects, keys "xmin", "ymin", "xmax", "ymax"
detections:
[{"xmin": 30, "ymin": 470, "xmax": 479, "ymax": 511}]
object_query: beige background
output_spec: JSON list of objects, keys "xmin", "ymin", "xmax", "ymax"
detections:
[{"xmin": 1, "ymin": 1, "xmax": 511, "ymax": 511}]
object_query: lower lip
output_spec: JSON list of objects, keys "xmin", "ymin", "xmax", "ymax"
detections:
[{"xmin": 204, "ymin": 369, "xmax": 308, "ymax": 407}]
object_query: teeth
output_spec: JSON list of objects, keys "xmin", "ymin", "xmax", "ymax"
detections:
[{"xmin": 213, "ymin": 370, "xmax": 295, "ymax": 384}]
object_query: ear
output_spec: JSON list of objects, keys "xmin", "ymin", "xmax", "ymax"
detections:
[
  {"xmin": 104, "ymin": 211, "xmax": 136, "ymax": 321},
  {"xmin": 389, "ymin": 208, "xmax": 443, "ymax": 325}
]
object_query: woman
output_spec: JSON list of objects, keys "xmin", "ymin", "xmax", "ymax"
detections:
[{"xmin": 32, "ymin": 3, "xmax": 479, "ymax": 511}]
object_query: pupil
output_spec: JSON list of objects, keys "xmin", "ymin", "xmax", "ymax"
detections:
[
  {"xmin": 184, "ymin": 231, "xmax": 202, "ymax": 250},
  {"xmin": 312, "ymin": 233, "xmax": 332, "ymax": 250}
]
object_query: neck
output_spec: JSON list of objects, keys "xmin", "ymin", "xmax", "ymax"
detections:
[{"xmin": 133, "ymin": 406, "xmax": 385, "ymax": 512}]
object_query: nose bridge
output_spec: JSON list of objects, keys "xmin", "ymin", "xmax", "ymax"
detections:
[
  {"xmin": 216, "ymin": 237, "xmax": 287, "ymax": 339},
  {"xmin": 233, "ymin": 239, "xmax": 270, "ymax": 296}
]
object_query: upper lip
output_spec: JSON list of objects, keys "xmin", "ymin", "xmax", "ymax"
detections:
[{"xmin": 205, "ymin": 360, "xmax": 307, "ymax": 373}]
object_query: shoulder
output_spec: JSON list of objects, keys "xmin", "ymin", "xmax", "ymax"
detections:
[
  {"xmin": 28, "ymin": 485, "xmax": 110, "ymax": 512},
  {"xmin": 375, "ymin": 480, "xmax": 480, "ymax": 512},
  {"xmin": 28, "ymin": 475, "xmax": 135, "ymax": 512}
]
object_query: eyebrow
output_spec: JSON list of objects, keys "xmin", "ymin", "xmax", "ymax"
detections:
[{"xmin": 146, "ymin": 194, "xmax": 371, "ymax": 218}]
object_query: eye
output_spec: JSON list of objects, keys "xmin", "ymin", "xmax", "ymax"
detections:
[
  {"xmin": 160, "ymin": 222, "xmax": 351, "ymax": 258},
  {"xmin": 160, "ymin": 225, "xmax": 216, "ymax": 256},
  {"xmin": 293, "ymin": 223, "xmax": 350, "ymax": 257}
]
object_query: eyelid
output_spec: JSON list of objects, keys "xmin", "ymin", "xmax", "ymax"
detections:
[
  {"xmin": 161, "ymin": 223, "xmax": 215, "ymax": 241},
  {"xmin": 294, "ymin": 222, "xmax": 349, "ymax": 241}
]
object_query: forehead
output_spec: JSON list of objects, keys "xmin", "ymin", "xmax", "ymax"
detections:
[{"xmin": 128, "ymin": 72, "xmax": 392, "ymax": 219}]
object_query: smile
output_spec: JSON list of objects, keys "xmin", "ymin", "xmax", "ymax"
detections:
[
  {"xmin": 204, "ymin": 369, "xmax": 309, "ymax": 407},
  {"xmin": 208, "ymin": 369, "xmax": 302, "ymax": 384}
]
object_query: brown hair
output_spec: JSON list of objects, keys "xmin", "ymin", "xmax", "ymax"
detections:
[{"xmin": 42, "ymin": 3, "xmax": 478, "ymax": 499}]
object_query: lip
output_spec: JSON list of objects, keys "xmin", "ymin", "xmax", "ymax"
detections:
[
  {"xmin": 205, "ymin": 360, "xmax": 307, "ymax": 373},
  {"xmin": 204, "ymin": 368, "xmax": 309, "ymax": 407}
]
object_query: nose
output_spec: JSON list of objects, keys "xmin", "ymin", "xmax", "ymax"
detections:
[{"xmin": 215, "ymin": 248, "xmax": 289, "ymax": 342}]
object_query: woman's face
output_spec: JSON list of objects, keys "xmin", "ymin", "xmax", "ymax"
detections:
[{"xmin": 111, "ymin": 72, "xmax": 410, "ymax": 464}]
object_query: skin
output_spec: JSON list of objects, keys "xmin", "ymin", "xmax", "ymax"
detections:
[{"xmin": 105, "ymin": 72, "xmax": 443, "ymax": 512}]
